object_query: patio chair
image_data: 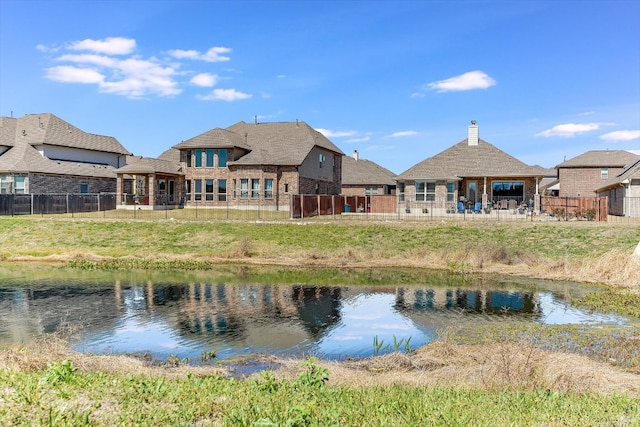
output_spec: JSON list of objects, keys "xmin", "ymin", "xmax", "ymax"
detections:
[
  {"xmin": 508, "ymin": 199, "xmax": 518, "ymax": 211},
  {"xmin": 457, "ymin": 201, "xmax": 465, "ymax": 213},
  {"xmin": 498, "ymin": 199, "xmax": 508, "ymax": 210},
  {"xmin": 473, "ymin": 202, "xmax": 482, "ymax": 213}
]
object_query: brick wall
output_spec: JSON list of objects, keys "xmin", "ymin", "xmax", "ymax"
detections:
[
  {"xmin": 559, "ymin": 167, "xmax": 624, "ymax": 197},
  {"xmin": 29, "ymin": 174, "xmax": 116, "ymax": 194}
]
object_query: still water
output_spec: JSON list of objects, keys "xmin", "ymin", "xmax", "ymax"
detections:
[{"xmin": 0, "ymin": 266, "xmax": 627, "ymax": 362}]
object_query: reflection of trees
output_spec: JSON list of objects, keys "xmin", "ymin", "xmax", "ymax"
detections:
[{"xmin": 292, "ymin": 286, "xmax": 342, "ymax": 337}]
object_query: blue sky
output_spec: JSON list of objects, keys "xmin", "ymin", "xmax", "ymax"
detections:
[{"xmin": 1, "ymin": 0, "xmax": 639, "ymax": 173}]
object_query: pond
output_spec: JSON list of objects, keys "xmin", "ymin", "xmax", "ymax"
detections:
[{"xmin": 0, "ymin": 265, "xmax": 628, "ymax": 363}]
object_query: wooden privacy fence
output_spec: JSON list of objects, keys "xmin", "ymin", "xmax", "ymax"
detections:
[
  {"xmin": 539, "ymin": 196, "xmax": 607, "ymax": 221},
  {"xmin": 291, "ymin": 195, "xmax": 397, "ymax": 218}
]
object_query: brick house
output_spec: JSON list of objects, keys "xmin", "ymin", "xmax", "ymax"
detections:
[
  {"xmin": 396, "ymin": 121, "xmax": 545, "ymax": 214},
  {"xmin": 341, "ymin": 150, "xmax": 396, "ymax": 196},
  {"xmin": 555, "ymin": 150, "xmax": 639, "ymax": 198},
  {"xmin": 167, "ymin": 120, "xmax": 344, "ymax": 210},
  {"xmin": 0, "ymin": 113, "xmax": 130, "ymax": 194},
  {"xmin": 595, "ymin": 158, "xmax": 640, "ymax": 217},
  {"xmin": 115, "ymin": 156, "xmax": 184, "ymax": 208}
]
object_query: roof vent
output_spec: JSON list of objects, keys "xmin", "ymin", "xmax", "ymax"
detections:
[
  {"xmin": 353, "ymin": 150, "xmax": 359, "ymax": 161},
  {"xmin": 468, "ymin": 120, "xmax": 478, "ymax": 146}
]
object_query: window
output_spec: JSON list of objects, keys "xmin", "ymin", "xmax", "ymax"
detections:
[
  {"xmin": 601, "ymin": 168, "xmax": 608, "ymax": 179},
  {"xmin": 415, "ymin": 181, "xmax": 435, "ymax": 201},
  {"xmin": 264, "ymin": 179, "xmax": 273, "ymax": 198},
  {"xmin": 205, "ymin": 179, "xmax": 214, "ymax": 201},
  {"xmin": 14, "ymin": 177, "xmax": 25, "ymax": 194},
  {"xmin": 0, "ymin": 178, "xmax": 6, "ymax": 194},
  {"xmin": 218, "ymin": 149, "xmax": 227, "ymax": 168},
  {"xmin": 233, "ymin": 179, "xmax": 237, "ymax": 198},
  {"xmin": 218, "ymin": 179, "xmax": 227, "ymax": 201},
  {"xmin": 185, "ymin": 180, "xmax": 191, "ymax": 201},
  {"xmin": 80, "ymin": 183, "xmax": 89, "ymax": 194},
  {"xmin": 251, "ymin": 179, "xmax": 260, "ymax": 198},
  {"xmin": 284, "ymin": 183, "xmax": 289, "ymax": 193},
  {"xmin": 446, "ymin": 182, "xmax": 455, "ymax": 202},
  {"xmin": 194, "ymin": 149, "xmax": 203, "ymax": 167},
  {"xmin": 194, "ymin": 179, "xmax": 202, "ymax": 201},
  {"xmin": 206, "ymin": 149, "xmax": 214, "ymax": 167},
  {"xmin": 492, "ymin": 181, "xmax": 524, "ymax": 202},
  {"xmin": 181, "ymin": 150, "xmax": 193, "ymax": 167},
  {"xmin": 365, "ymin": 187, "xmax": 378, "ymax": 195},
  {"xmin": 398, "ymin": 182, "xmax": 405, "ymax": 202},
  {"xmin": 240, "ymin": 179, "xmax": 248, "ymax": 198},
  {"xmin": 319, "ymin": 153, "xmax": 326, "ymax": 168}
]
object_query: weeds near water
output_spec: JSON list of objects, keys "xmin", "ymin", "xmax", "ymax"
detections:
[
  {"xmin": 373, "ymin": 335, "xmax": 413, "ymax": 355},
  {"xmin": 41, "ymin": 359, "xmax": 78, "ymax": 385}
]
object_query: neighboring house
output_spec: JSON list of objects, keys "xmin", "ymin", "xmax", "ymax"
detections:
[
  {"xmin": 164, "ymin": 120, "xmax": 344, "ymax": 210},
  {"xmin": 555, "ymin": 150, "xmax": 639, "ymax": 197},
  {"xmin": 538, "ymin": 168, "xmax": 559, "ymax": 197},
  {"xmin": 0, "ymin": 113, "xmax": 130, "ymax": 194},
  {"xmin": 341, "ymin": 150, "xmax": 396, "ymax": 196},
  {"xmin": 595, "ymin": 158, "xmax": 640, "ymax": 217},
  {"xmin": 395, "ymin": 121, "xmax": 545, "ymax": 214}
]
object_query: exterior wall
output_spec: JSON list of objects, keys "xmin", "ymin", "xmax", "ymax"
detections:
[
  {"xmin": 559, "ymin": 167, "xmax": 624, "ymax": 197},
  {"xmin": 341, "ymin": 185, "xmax": 387, "ymax": 196},
  {"xmin": 27, "ymin": 174, "xmax": 116, "ymax": 194},
  {"xmin": 299, "ymin": 147, "xmax": 338, "ymax": 182},
  {"xmin": 630, "ymin": 179, "xmax": 640, "ymax": 197},
  {"xmin": 600, "ymin": 186, "xmax": 625, "ymax": 216},
  {"xmin": 38, "ymin": 145, "xmax": 125, "ymax": 168}
]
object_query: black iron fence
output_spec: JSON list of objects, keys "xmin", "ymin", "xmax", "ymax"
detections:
[{"xmin": 0, "ymin": 193, "xmax": 117, "ymax": 216}]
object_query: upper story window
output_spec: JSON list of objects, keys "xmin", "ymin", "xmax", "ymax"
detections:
[
  {"xmin": 206, "ymin": 149, "xmax": 214, "ymax": 167},
  {"xmin": 319, "ymin": 153, "xmax": 326, "ymax": 168},
  {"xmin": 218, "ymin": 149, "xmax": 228, "ymax": 168},
  {"xmin": 181, "ymin": 150, "xmax": 193, "ymax": 167},
  {"xmin": 194, "ymin": 149, "xmax": 203, "ymax": 168},
  {"xmin": 601, "ymin": 168, "xmax": 608, "ymax": 179},
  {"xmin": 80, "ymin": 183, "xmax": 89, "ymax": 194}
]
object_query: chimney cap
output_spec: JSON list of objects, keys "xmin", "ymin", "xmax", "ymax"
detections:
[{"xmin": 471, "ymin": 120, "xmax": 477, "ymax": 125}]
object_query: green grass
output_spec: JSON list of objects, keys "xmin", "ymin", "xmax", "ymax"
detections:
[
  {"xmin": 1, "ymin": 217, "xmax": 638, "ymax": 261},
  {"xmin": 1, "ymin": 359, "xmax": 638, "ymax": 427}
]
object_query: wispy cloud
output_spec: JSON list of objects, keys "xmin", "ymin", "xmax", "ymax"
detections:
[
  {"xmin": 69, "ymin": 37, "xmax": 136, "ymax": 55},
  {"xmin": 365, "ymin": 144, "xmax": 395, "ymax": 151},
  {"xmin": 426, "ymin": 70, "xmax": 496, "ymax": 93},
  {"xmin": 388, "ymin": 131, "xmax": 418, "ymax": 138},
  {"xmin": 315, "ymin": 129, "xmax": 357, "ymax": 138},
  {"xmin": 198, "ymin": 88, "xmax": 252, "ymax": 101},
  {"xmin": 190, "ymin": 73, "xmax": 218, "ymax": 87},
  {"xmin": 600, "ymin": 130, "xmax": 640, "ymax": 142},
  {"xmin": 40, "ymin": 37, "xmax": 248, "ymax": 99},
  {"xmin": 346, "ymin": 136, "xmax": 371, "ymax": 143},
  {"xmin": 535, "ymin": 122, "xmax": 615, "ymax": 138},
  {"xmin": 166, "ymin": 47, "xmax": 231, "ymax": 62}
]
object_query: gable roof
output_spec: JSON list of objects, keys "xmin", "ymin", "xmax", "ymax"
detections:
[
  {"xmin": 397, "ymin": 138, "xmax": 541, "ymax": 180},
  {"xmin": 2, "ymin": 113, "xmax": 130, "ymax": 155},
  {"xmin": 172, "ymin": 127, "xmax": 250, "ymax": 151},
  {"xmin": 595, "ymin": 158, "xmax": 640, "ymax": 192},
  {"xmin": 342, "ymin": 155, "xmax": 396, "ymax": 186},
  {"xmin": 556, "ymin": 150, "xmax": 639, "ymax": 168},
  {"xmin": 225, "ymin": 121, "xmax": 344, "ymax": 166}
]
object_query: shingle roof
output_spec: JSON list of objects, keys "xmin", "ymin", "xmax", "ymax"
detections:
[
  {"xmin": 397, "ymin": 138, "xmax": 542, "ymax": 180},
  {"xmin": 342, "ymin": 155, "xmax": 396, "ymax": 186},
  {"xmin": 0, "ymin": 113, "xmax": 129, "ymax": 179},
  {"xmin": 595, "ymin": 158, "xmax": 640, "ymax": 192},
  {"xmin": 556, "ymin": 150, "xmax": 639, "ymax": 168},
  {"xmin": 157, "ymin": 147, "xmax": 180, "ymax": 163},
  {"xmin": 172, "ymin": 127, "xmax": 250, "ymax": 151},
  {"xmin": 225, "ymin": 121, "xmax": 344, "ymax": 166},
  {"xmin": 116, "ymin": 156, "xmax": 182, "ymax": 175},
  {"xmin": 5, "ymin": 113, "xmax": 130, "ymax": 155}
]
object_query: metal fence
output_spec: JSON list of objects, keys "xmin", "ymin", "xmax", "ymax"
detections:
[{"xmin": 2, "ymin": 193, "xmax": 634, "ymax": 222}]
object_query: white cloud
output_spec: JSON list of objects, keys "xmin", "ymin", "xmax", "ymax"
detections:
[
  {"xmin": 190, "ymin": 73, "xmax": 218, "ymax": 87},
  {"xmin": 315, "ymin": 129, "xmax": 357, "ymax": 138},
  {"xmin": 167, "ymin": 46, "xmax": 231, "ymax": 62},
  {"xmin": 389, "ymin": 131, "xmax": 418, "ymax": 138},
  {"xmin": 535, "ymin": 122, "xmax": 614, "ymax": 138},
  {"xmin": 365, "ymin": 144, "xmax": 395, "ymax": 151},
  {"xmin": 68, "ymin": 37, "xmax": 136, "ymax": 55},
  {"xmin": 44, "ymin": 66, "xmax": 104, "ymax": 84},
  {"xmin": 346, "ymin": 136, "xmax": 371, "ymax": 143},
  {"xmin": 198, "ymin": 88, "xmax": 252, "ymax": 101},
  {"xmin": 600, "ymin": 130, "xmax": 640, "ymax": 142},
  {"xmin": 56, "ymin": 54, "xmax": 117, "ymax": 68},
  {"xmin": 427, "ymin": 70, "xmax": 496, "ymax": 92}
]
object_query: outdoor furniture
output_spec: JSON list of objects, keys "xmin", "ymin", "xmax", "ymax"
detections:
[
  {"xmin": 473, "ymin": 202, "xmax": 482, "ymax": 213},
  {"xmin": 498, "ymin": 199, "xmax": 508, "ymax": 210},
  {"xmin": 457, "ymin": 201, "xmax": 465, "ymax": 213},
  {"xmin": 508, "ymin": 199, "xmax": 518, "ymax": 211}
]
